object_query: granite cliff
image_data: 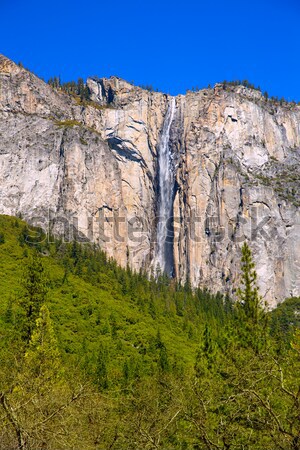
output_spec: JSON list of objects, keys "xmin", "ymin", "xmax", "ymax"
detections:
[{"xmin": 0, "ymin": 54, "xmax": 299, "ymax": 306}]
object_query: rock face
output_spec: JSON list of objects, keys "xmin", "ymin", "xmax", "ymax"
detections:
[{"xmin": 0, "ymin": 54, "xmax": 300, "ymax": 307}]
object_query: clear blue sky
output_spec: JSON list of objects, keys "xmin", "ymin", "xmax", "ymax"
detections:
[{"xmin": 1, "ymin": 0, "xmax": 300, "ymax": 99}]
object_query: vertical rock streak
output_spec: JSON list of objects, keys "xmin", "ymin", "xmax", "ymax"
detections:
[{"xmin": 155, "ymin": 97, "xmax": 176, "ymax": 275}]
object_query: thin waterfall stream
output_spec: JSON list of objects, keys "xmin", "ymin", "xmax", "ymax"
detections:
[{"xmin": 155, "ymin": 97, "xmax": 176, "ymax": 275}]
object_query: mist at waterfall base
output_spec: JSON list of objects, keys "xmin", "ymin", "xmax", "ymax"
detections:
[{"xmin": 154, "ymin": 97, "xmax": 176, "ymax": 277}]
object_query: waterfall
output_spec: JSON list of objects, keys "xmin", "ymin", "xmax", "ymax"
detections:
[{"xmin": 155, "ymin": 97, "xmax": 176, "ymax": 276}]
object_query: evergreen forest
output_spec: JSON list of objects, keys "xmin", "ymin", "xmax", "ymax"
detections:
[{"xmin": 0, "ymin": 215, "xmax": 299, "ymax": 450}]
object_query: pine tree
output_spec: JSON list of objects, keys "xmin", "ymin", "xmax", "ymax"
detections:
[
  {"xmin": 195, "ymin": 324, "xmax": 217, "ymax": 377},
  {"xmin": 236, "ymin": 242, "xmax": 267, "ymax": 351},
  {"xmin": 96, "ymin": 344, "xmax": 109, "ymax": 390},
  {"xmin": 1, "ymin": 305, "xmax": 82, "ymax": 450},
  {"xmin": 159, "ymin": 346, "xmax": 170, "ymax": 373},
  {"xmin": 237, "ymin": 242, "xmax": 261, "ymax": 321},
  {"xmin": 20, "ymin": 252, "xmax": 48, "ymax": 342},
  {"xmin": 291, "ymin": 328, "xmax": 300, "ymax": 356},
  {"xmin": 23, "ymin": 304, "xmax": 61, "ymax": 387}
]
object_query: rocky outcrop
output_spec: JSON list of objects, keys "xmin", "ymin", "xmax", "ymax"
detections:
[
  {"xmin": 172, "ymin": 87, "xmax": 300, "ymax": 307},
  {"xmin": 0, "ymin": 54, "xmax": 299, "ymax": 306}
]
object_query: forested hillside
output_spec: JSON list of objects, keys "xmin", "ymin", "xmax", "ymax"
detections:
[{"xmin": 0, "ymin": 215, "xmax": 299, "ymax": 450}]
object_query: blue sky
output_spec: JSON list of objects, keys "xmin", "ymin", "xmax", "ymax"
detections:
[{"xmin": 1, "ymin": 0, "xmax": 300, "ymax": 99}]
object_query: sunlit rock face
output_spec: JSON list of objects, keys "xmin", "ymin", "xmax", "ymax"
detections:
[{"xmin": 1, "ymin": 54, "xmax": 300, "ymax": 307}]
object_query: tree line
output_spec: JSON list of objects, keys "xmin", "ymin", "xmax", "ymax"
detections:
[{"xmin": 48, "ymin": 76, "xmax": 90, "ymax": 101}]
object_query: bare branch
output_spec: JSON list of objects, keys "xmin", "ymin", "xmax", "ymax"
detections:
[{"xmin": 0, "ymin": 392, "xmax": 27, "ymax": 450}]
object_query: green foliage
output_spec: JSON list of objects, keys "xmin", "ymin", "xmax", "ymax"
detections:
[
  {"xmin": 0, "ymin": 215, "xmax": 229, "ymax": 383},
  {"xmin": 19, "ymin": 252, "xmax": 48, "ymax": 341},
  {"xmin": 48, "ymin": 76, "xmax": 90, "ymax": 101},
  {"xmin": 0, "ymin": 215, "xmax": 299, "ymax": 449},
  {"xmin": 237, "ymin": 242, "xmax": 262, "ymax": 320},
  {"xmin": 137, "ymin": 83, "xmax": 159, "ymax": 92},
  {"xmin": 195, "ymin": 324, "xmax": 217, "ymax": 376},
  {"xmin": 270, "ymin": 296, "xmax": 300, "ymax": 347},
  {"xmin": 96, "ymin": 343, "xmax": 109, "ymax": 390},
  {"xmin": 47, "ymin": 75, "xmax": 61, "ymax": 89},
  {"xmin": 23, "ymin": 304, "xmax": 62, "ymax": 385},
  {"xmin": 236, "ymin": 242, "xmax": 268, "ymax": 352},
  {"xmin": 54, "ymin": 119, "xmax": 82, "ymax": 128},
  {"xmin": 220, "ymin": 79, "xmax": 262, "ymax": 91}
]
